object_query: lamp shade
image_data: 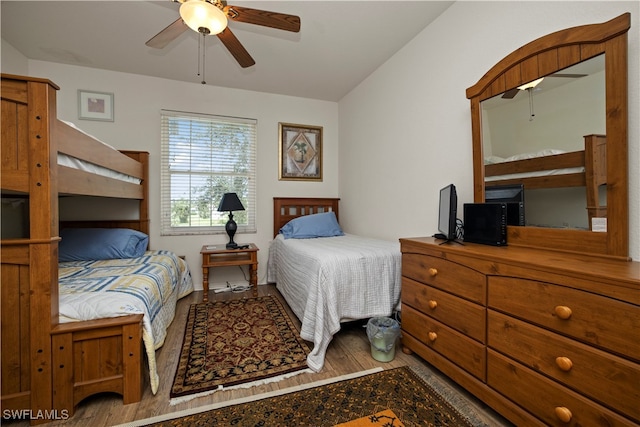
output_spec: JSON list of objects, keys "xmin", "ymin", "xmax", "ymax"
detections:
[
  {"xmin": 218, "ymin": 193, "xmax": 245, "ymax": 212},
  {"xmin": 180, "ymin": 0, "xmax": 228, "ymax": 35}
]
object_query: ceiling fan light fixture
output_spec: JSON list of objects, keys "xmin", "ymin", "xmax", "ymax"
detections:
[
  {"xmin": 518, "ymin": 77, "xmax": 544, "ymax": 91},
  {"xmin": 180, "ymin": 0, "xmax": 228, "ymax": 35}
]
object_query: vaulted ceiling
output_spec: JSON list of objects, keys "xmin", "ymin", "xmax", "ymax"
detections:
[{"xmin": 1, "ymin": 1, "xmax": 453, "ymax": 101}]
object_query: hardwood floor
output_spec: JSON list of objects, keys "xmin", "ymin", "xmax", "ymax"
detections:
[{"xmin": 6, "ymin": 285, "xmax": 511, "ymax": 426}]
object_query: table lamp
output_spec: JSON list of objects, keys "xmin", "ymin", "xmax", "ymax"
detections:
[{"xmin": 218, "ymin": 192, "xmax": 245, "ymax": 249}]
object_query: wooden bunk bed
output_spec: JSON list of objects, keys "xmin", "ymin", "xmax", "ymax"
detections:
[
  {"xmin": 484, "ymin": 134, "xmax": 607, "ymax": 229},
  {"xmin": 1, "ymin": 74, "xmax": 149, "ymax": 423}
]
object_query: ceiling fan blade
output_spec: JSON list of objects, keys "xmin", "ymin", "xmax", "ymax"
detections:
[
  {"xmin": 224, "ymin": 5, "xmax": 301, "ymax": 32},
  {"xmin": 502, "ymin": 88, "xmax": 520, "ymax": 99},
  {"xmin": 146, "ymin": 18, "xmax": 188, "ymax": 49},
  {"xmin": 549, "ymin": 73, "xmax": 588, "ymax": 78},
  {"xmin": 217, "ymin": 27, "xmax": 255, "ymax": 68}
]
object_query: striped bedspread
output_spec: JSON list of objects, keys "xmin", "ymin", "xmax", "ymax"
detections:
[
  {"xmin": 267, "ymin": 234, "xmax": 401, "ymax": 372},
  {"xmin": 58, "ymin": 250, "xmax": 194, "ymax": 394}
]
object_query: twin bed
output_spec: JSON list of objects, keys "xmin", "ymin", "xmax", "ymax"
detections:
[
  {"xmin": 57, "ymin": 245, "xmax": 193, "ymax": 396},
  {"xmin": 1, "ymin": 73, "xmax": 192, "ymax": 420},
  {"xmin": 267, "ymin": 197, "xmax": 402, "ymax": 371}
]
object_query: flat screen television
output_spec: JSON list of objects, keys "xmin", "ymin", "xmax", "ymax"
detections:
[
  {"xmin": 485, "ymin": 184, "xmax": 525, "ymax": 226},
  {"xmin": 436, "ymin": 183, "xmax": 457, "ymax": 241}
]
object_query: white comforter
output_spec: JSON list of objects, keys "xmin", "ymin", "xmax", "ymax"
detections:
[{"xmin": 267, "ymin": 234, "xmax": 401, "ymax": 371}]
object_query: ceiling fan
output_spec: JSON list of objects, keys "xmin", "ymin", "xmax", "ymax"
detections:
[
  {"xmin": 146, "ymin": 0, "xmax": 301, "ymax": 68},
  {"xmin": 501, "ymin": 73, "xmax": 588, "ymax": 99}
]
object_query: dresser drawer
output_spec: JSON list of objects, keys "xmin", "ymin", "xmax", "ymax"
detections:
[
  {"xmin": 402, "ymin": 253, "xmax": 485, "ymax": 304},
  {"xmin": 402, "ymin": 305, "xmax": 485, "ymax": 380},
  {"xmin": 402, "ymin": 277, "xmax": 485, "ymax": 342},
  {"xmin": 489, "ymin": 310, "xmax": 640, "ymax": 422},
  {"xmin": 487, "ymin": 350, "xmax": 634, "ymax": 427},
  {"xmin": 488, "ymin": 276, "xmax": 639, "ymax": 359}
]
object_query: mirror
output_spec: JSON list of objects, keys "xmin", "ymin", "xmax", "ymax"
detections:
[
  {"xmin": 466, "ymin": 13, "xmax": 630, "ymax": 258},
  {"xmin": 481, "ymin": 56, "xmax": 605, "ymax": 229}
]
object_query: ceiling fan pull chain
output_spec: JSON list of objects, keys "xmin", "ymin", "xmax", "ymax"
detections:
[
  {"xmin": 528, "ymin": 88, "xmax": 535, "ymax": 121},
  {"xmin": 201, "ymin": 32, "xmax": 207, "ymax": 85},
  {"xmin": 197, "ymin": 31, "xmax": 202, "ymax": 80}
]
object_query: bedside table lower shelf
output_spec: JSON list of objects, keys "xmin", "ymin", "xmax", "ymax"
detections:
[{"xmin": 200, "ymin": 244, "xmax": 259, "ymax": 302}]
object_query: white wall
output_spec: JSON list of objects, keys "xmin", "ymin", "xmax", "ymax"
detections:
[
  {"xmin": 338, "ymin": 1, "xmax": 640, "ymax": 261},
  {"xmin": 1, "ymin": 39, "xmax": 28, "ymax": 75},
  {"xmin": 21, "ymin": 60, "xmax": 340, "ymax": 289},
  {"xmin": 485, "ymin": 70, "xmax": 605, "ymax": 158}
]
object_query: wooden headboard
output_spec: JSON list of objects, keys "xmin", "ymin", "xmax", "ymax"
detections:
[{"xmin": 273, "ymin": 197, "xmax": 340, "ymax": 237}]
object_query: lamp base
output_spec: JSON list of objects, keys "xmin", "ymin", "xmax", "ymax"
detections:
[{"xmin": 225, "ymin": 213, "xmax": 238, "ymax": 250}]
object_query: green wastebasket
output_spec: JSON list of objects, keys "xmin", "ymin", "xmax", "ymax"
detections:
[{"xmin": 366, "ymin": 317, "xmax": 400, "ymax": 362}]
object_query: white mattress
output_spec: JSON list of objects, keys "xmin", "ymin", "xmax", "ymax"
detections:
[
  {"xmin": 58, "ymin": 153, "xmax": 142, "ymax": 184},
  {"xmin": 267, "ymin": 234, "xmax": 401, "ymax": 372}
]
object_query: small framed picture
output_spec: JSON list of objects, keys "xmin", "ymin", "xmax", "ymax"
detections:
[
  {"xmin": 279, "ymin": 123, "xmax": 323, "ymax": 181},
  {"xmin": 78, "ymin": 90, "xmax": 114, "ymax": 121}
]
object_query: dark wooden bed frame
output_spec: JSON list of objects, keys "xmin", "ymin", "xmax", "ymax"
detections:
[
  {"xmin": 1, "ymin": 74, "xmax": 148, "ymax": 423},
  {"xmin": 273, "ymin": 197, "xmax": 340, "ymax": 236}
]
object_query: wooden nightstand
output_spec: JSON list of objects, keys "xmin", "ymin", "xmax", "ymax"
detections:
[{"xmin": 200, "ymin": 244, "xmax": 259, "ymax": 302}]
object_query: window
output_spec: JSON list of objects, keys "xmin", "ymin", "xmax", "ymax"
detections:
[{"xmin": 160, "ymin": 110, "xmax": 256, "ymax": 236}]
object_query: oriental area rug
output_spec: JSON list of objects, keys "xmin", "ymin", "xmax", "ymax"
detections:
[
  {"xmin": 126, "ymin": 366, "xmax": 499, "ymax": 427},
  {"xmin": 169, "ymin": 295, "xmax": 311, "ymax": 403}
]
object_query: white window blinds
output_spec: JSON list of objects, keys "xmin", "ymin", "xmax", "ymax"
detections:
[{"xmin": 160, "ymin": 110, "xmax": 257, "ymax": 236}]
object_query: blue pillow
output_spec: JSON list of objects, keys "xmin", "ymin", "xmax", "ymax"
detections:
[
  {"xmin": 279, "ymin": 212, "xmax": 344, "ymax": 239},
  {"xmin": 59, "ymin": 228, "xmax": 149, "ymax": 262}
]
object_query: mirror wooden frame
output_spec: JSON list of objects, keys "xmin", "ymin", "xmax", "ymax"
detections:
[{"xmin": 466, "ymin": 13, "xmax": 630, "ymax": 259}]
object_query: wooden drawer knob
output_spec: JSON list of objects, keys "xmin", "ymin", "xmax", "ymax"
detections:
[
  {"xmin": 428, "ymin": 332, "xmax": 437, "ymax": 342},
  {"xmin": 428, "ymin": 300, "xmax": 438, "ymax": 310},
  {"xmin": 555, "ymin": 356, "xmax": 573, "ymax": 372},
  {"xmin": 554, "ymin": 305, "xmax": 573, "ymax": 320},
  {"xmin": 554, "ymin": 406, "xmax": 572, "ymax": 423},
  {"xmin": 428, "ymin": 267, "xmax": 438, "ymax": 277}
]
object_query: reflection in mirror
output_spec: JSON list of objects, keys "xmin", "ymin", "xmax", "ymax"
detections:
[
  {"xmin": 481, "ymin": 55, "xmax": 605, "ymax": 229},
  {"xmin": 467, "ymin": 12, "xmax": 630, "ymax": 257}
]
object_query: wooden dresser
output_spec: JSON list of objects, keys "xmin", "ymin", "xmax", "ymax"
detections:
[{"xmin": 400, "ymin": 237, "xmax": 640, "ymax": 427}]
